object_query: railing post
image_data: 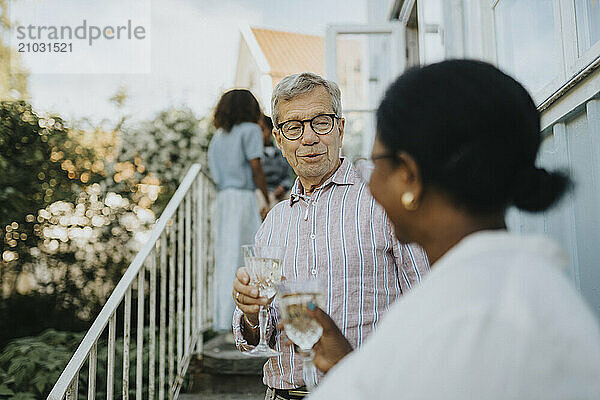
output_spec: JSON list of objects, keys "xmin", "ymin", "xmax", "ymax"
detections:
[
  {"xmin": 65, "ymin": 374, "xmax": 78, "ymax": 400},
  {"xmin": 195, "ymin": 176, "xmax": 204, "ymax": 354},
  {"xmin": 88, "ymin": 343, "xmax": 97, "ymax": 400},
  {"xmin": 177, "ymin": 206, "xmax": 184, "ymax": 370},
  {"xmin": 149, "ymin": 248, "xmax": 157, "ymax": 400},
  {"xmin": 184, "ymin": 192, "xmax": 192, "ymax": 351},
  {"xmin": 123, "ymin": 288, "xmax": 131, "ymax": 400},
  {"xmin": 168, "ymin": 221, "xmax": 176, "ymax": 400},
  {"xmin": 159, "ymin": 233, "xmax": 167, "ymax": 400},
  {"xmin": 46, "ymin": 164, "xmax": 212, "ymax": 400},
  {"xmin": 107, "ymin": 313, "xmax": 116, "ymax": 400},
  {"xmin": 136, "ymin": 269, "xmax": 145, "ymax": 400}
]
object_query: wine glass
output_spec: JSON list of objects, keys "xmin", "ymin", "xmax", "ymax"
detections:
[
  {"xmin": 276, "ymin": 279, "xmax": 325, "ymax": 391},
  {"xmin": 241, "ymin": 244, "xmax": 284, "ymax": 357}
]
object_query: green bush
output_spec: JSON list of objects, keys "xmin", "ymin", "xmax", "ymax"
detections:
[
  {"xmin": 0, "ymin": 294, "xmax": 89, "ymax": 350},
  {"xmin": 0, "ymin": 330, "xmax": 83, "ymax": 399},
  {"xmin": 0, "ymin": 328, "xmax": 169, "ymax": 400}
]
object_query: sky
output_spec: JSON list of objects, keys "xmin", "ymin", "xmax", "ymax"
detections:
[{"xmin": 9, "ymin": 0, "xmax": 368, "ymax": 124}]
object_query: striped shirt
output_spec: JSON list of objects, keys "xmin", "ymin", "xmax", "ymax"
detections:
[{"xmin": 232, "ymin": 158, "xmax": 429, "ymax": 389}]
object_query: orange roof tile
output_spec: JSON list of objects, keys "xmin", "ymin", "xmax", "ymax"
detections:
[{"xmin": 251, "ymin": 27, "xmax": 324, "ymax": 86}]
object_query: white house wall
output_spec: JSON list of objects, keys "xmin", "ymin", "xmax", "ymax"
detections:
[
  {"xmin": 366, "ymin": 0, "xmax": 600, "ymax": 319},
  {"xmin": 507, "ymin": 101, "xmax": 600, "ymax": 318},
  {"xmin": 234, "ymin": 34, "xmax": 271, "ymax": 114},
  {"xmin": 416, "ymin": 0, "xmax": 445, "ymax": 64},
  {"xmin": 234, "ymin": 38, "xmax": 262, "ymax": 101}
]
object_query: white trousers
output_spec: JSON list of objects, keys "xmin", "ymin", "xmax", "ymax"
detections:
[{"xmin": 213, "ymin": 188, "xmax": 261, "ymax": 331}]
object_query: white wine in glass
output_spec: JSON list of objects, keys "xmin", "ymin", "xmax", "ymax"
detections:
[
  {"xmin": 247, "ymin": 256, "xmax": 282, "ymax": 299},
  {"xmin": 242, "ymin": 245, "xmax": 284, "ymax": 357},
  {"xmin": 277, "ymin": 279, "xmax": 325, "ymax": 391}
]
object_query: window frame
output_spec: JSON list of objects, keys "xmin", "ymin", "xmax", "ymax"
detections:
[
  {"xmin": 325, "ymin": 22, "xmax": 406, "ymax": 158},
  {"xmin": 490, "ymin": 0, "xmax": 567, "ymax": 105},
  {"xmin": 561, "ymin": 0, "xmax": 600, "ymax": 78}
]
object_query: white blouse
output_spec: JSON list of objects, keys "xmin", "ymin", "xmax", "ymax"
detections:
[{"xmin": 310, "ymin": 231, "xmax": 600, "ymax": 400}]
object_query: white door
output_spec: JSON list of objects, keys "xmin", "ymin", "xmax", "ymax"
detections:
[{"xmin": 325, "ymin": 23, "xmax": 405, "ymax": 160}]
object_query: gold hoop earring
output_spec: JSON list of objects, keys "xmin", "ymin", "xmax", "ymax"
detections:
[{"xmin": 401, "ymin": 192, "xmax": 418, "ymax": 211}]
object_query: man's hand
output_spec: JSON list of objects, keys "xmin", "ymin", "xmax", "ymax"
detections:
[
  {"xmin": 232, "ymin": 267, "xmax": 270, "ymax": 327},
  {"xmin": 307, "ymin": 304, "xmax": 354, "ymax": 373}
]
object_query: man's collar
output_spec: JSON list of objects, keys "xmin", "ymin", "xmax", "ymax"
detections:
[
  {"xmin": 330, "ymin": 158, "xmax": 356, "ymax": 186},
  {"xmin": 289, "ymin": 158, "xmax": 356, "ymax": 205}
]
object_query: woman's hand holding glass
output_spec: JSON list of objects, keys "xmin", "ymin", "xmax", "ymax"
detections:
[
  {"xmin": 276, "ymin": 300, "xmax": 353, "ymax": 375},
  {"xmin": 306, "ymin": 305, "xmax": 354, "ymax": 373}
]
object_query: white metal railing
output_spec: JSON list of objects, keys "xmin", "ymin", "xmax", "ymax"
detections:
[{"xmin": 47, "ymin": 164, "xmax": 216, "ymax": 400}]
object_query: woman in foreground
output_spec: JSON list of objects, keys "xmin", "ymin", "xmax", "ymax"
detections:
[{"xmin": 307, "ymin": 60, "xmax": 600, "ymax": 399}]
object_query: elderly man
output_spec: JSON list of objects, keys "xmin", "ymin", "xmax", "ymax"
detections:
[{"xmin": 231, "ymin": 72, "xmax": 429, "ymax": 399}]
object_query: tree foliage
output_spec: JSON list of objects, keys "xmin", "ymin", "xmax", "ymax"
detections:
[
  {"xmin": 116, "ymin": 107, "xmax": 214, "ymax": 213},
  {"xmin": 0, "ymin": 0, "xmax": 28, "ymax": 100},
  {"xmin": 1, "ymin": 102, "xmax": 74, "ymax": 269},
  {"xmin": 0, "ymin": 101, "xmax": 107, "ymax": 295},
  {"xmin": 0, "ymin": 329, "xmax": 166, "ymax": 399},
  {"xmin": 33, "ymin": 184, "xmax": 154, "ymax": 320},
  {"xmin": 1, "ymin": 102, "xmax": 213, "ymax": 350}
]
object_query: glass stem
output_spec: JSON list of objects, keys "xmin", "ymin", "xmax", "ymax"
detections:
[
  {"xmin": 258, "ymin": 305, "xmax": 268, "ymax": 347},
  {"xmin": 302, "ymin": 349, "xmax": 317, "ymax": 391}
]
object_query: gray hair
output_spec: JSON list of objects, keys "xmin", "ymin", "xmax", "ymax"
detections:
[{"xmin": 271, "ymin": 72, "xmax": 342, "ymax": 126}]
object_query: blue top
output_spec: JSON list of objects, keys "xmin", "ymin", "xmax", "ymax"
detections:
[
  {"xmin": 262, "ymin": 145, "xmax": 292, "ymax": 191},
  {"xmin": 208, "ymin": 122, "xmax": 263, "ymax": 191}
]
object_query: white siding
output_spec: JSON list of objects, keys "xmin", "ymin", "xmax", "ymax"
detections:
[{"xmin": 362, "ymin": 0, "xmax": 600, "ymax": 319}]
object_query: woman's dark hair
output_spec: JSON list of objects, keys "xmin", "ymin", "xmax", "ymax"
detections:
[
  {"xmin": 376, "ymin": 59, "xmax": 570, "ymax": 214},
  {"xmin": 212, "ymin": 89, "xmax": 261, "ymax": 132},
  {"xmin": 261, "ymin": 113, "xmax": 274, "ymax": 131}
]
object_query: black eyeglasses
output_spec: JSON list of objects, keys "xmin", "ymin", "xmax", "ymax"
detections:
[
  {"xmin": 277, "ymin": 113, "xmax": 339, "ymax": 140},
  {"xmin": 369, "ymin": 153, "xmax": 398, "ymax": 163}
]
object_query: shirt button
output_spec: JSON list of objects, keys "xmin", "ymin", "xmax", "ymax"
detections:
[
  {"xmin": 310, "ymin": 233, "xmax": 316, "ymax": 240},
  {"xmin": 311, "ymin": 269, "xmax": 317, "ymax": 275}
]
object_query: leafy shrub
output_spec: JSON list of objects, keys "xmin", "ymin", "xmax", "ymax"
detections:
[
  {"xmin": 0, "ymin": 330, "xmax": 83, "ymax": 399},
  {"xmin": 0, "ymin": 328, "xmax": 169, "ymax": 400},
  {"xmin": 0, "ymin": 294, "xmax": 89, "ymax": 351},
  {"xmin": 116, "ymin": 107, "xmax": 213, "ymax": 213},
  {"xmin": 1, "ymin": 103, "xmax": 213, "ymax": 351}
]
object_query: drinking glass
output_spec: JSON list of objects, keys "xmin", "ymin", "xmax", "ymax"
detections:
[
  {"xmin": 276, "ymin": 279, "xmax": 325, "ymax": 390},
  {"xmin": 242, "ymin": 244, "xmax": 284, "ymax": 357}
]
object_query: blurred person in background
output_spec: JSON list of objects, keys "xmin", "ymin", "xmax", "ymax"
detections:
[
  {"xmin": 306, "ymin": 60, "xmax": 600, "ymax": 399},
  {"xmin": 208, "ymin": 89, "xmax": 270, "ymax": 332},
  {"xmin": 256, "ymin": 113, "xmax": 293, "ymax": 213}
]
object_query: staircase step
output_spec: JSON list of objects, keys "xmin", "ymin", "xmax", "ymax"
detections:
[
  {"xmin": 182, "ymin": 372, "xmax": 266, "ymax": 398},
  {"xmin": 182, "ymin": 333, "xmax": 268, "ymax": 398},
  {"xmin": 180, "ymin": 391, "xmax": 264, "ymax": 400},
  {"xmin": 201, "ymin": 333, "xmax": 268, "ymax": 375}
]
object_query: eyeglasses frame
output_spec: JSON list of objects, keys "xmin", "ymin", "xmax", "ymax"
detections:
[
  {"xmin": 276, "ymin": 113, "xmax": 340, "ymax": 141},
  {"xmin": 369, "ymin": 153, "xmax": 399, "ymax": 163}
]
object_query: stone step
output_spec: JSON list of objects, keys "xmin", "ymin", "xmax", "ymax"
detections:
[
  {"xmin": 182, "ymin": 333, "xmax": 267, "ymax": 399},
  {"xmin": 180, "ymin": 392, "xmax": 263, "ymax": 400},
  {"xmin": 181, "ymin": 371, "xmax": 266, "ymax": 399},
  {"xmin": 201, "ymin": 333, "xmax": 267, "ymax": 375}
]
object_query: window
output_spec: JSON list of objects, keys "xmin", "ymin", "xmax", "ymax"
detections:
[
  {"xmin": 325, "ymin": 24, "xmax": 404, "ymax": 159},
  {"xmin": 494, "ymin": 0, "xmax": 562, "ymax": 97},
  {"xmin": 574, "ymin": 0, "xmax": 600, "ymax": 55}
]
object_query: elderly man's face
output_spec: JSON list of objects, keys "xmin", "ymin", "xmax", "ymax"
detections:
[{"xmin": 274, "ymin": 86, "xmax": 345, "ymax": 188}]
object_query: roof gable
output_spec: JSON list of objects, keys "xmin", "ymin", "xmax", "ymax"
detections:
[{"xmin": 250, "ymin": 27, "xmax": 324, "ymax": 83}]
